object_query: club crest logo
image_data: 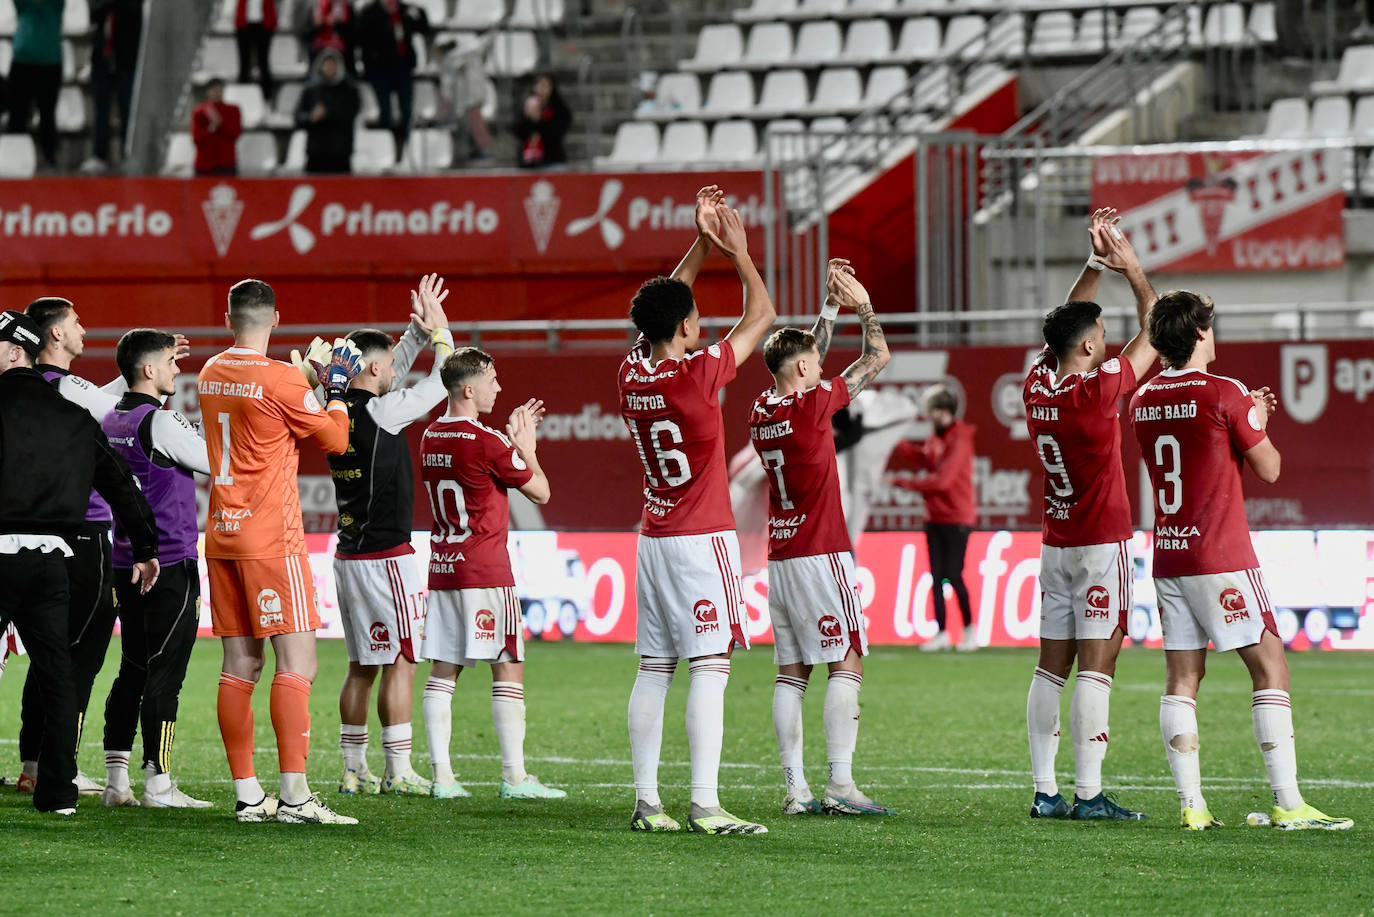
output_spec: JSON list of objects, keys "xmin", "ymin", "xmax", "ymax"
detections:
[
  {"xmin": 1184, "ymin": 156, "xmax": 1238, "ymax": 257},
  {"xmin": 523, "ymin": 180, "xmax": 561, "ymax": 254},
  {"xmin": 202, "ymin": 184, "xmax": 244, "ymax": 257}
]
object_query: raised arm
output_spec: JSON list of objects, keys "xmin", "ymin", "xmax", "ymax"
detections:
[
  {"xmin": 1243, "ymin": 387, "xmax": 1281, "ymax": 484},
  {"xmin": 810, "ymin": 258, "xmax": 853, "ymax": 363},
  {"xmin": 369, "ymin": 273, "xmax": 455, "ymax": 435},
  {"xmin": 1096, "ymin": 224, "xmax": 1160, "ymax": 382},
  {"xmin": 830, "ymin": 269, "xmax": 890, "ymax": 399},
  {"xmin": 669, "ymin": 186, "xmax": 724, "ymax": 286},
  {"xmin": 1064, "ymin": 207, "xmax": 1119, "ymax": 304},
  {"xmin": 709, "ymin": 205, "xmax": 776, "ymax": 368},
  {"xmin": 507, "ymin": 400, "xmax": 550, "ymax": 505}
]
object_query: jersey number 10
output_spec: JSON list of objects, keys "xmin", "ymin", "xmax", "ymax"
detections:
[{"xmin": 424, "ymin": 479, "xmax": 473, "ymax": 543}]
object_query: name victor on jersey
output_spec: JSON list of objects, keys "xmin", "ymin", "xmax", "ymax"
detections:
[
  {"xmin": 1134, "ymin": 402, "xmax": 1198, "ymax": 422},
  {"xmin": 624, "ymin": 393, "xmax": 666, "ymax": 411}
]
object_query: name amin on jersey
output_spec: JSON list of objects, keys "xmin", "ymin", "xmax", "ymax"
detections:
[
  {"xmin": 1134, "ymin": 402, "xmax": 1198, "ymax": 421},
  {"xmin": 752, "ymin": 419, "xmax": 793, "ymax": 440},
  {"xmin": 1029, "ymin": 405, "xmax": 1059, "ymax": 421}
]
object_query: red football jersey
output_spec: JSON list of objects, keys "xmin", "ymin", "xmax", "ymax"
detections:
[
  {"xmin": 1130, "ymin": 368, "xmax": 1267, "ymax": 577},
  {"xmin": 420, "ymin": 415, "xmax": 534, "ymax": 589},
  {"xmin": 618, "ymin": 339, "xmax": 738, "ymax": 537},
  {"xmin": 1023, "ymin": 353, "xmax": 1137, "ymax": 548},
  {"xmin": 749, "ymin": 377, "xmax": 852, "ymax": 561}
]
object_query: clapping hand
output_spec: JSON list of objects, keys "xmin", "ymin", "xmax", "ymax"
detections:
[
  {"xmin": 410, "ymin": 273, "xmax": 451, "ymax": 335},
  {"xmin": 694, "ymin": 185, "xmax": 725, "ymax": 242},
  {"xmin": 1088, "ymin": 207, "xmax": 1141, "ymax": 275}
]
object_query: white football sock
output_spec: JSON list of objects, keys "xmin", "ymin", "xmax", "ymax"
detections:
[
  {"xmin": 1027, "ymin": 667, "xmax": 1066, "ymax": 796},
  {"xmin": 773, "ymin": 674, "xmax": 809, "ymax": 793},
  {"xmin": 105, "ymin": 749, "xmax": 131, "ymax": 793},
  {"xmin": 628, "ymin": 658, "xmax": 675, "ymax": 808},
  {"xmin": 1252, "ymin": 689, "xmax": 1303, "ymax": 810},
  {"xmin": 280, "ymin": 771, "xmax": 310, "ymax": 806},
  {"xmin": 21, "ymin": 760, "xmax": 37, "ymax": 779},
  {"xmin": 685, "ymin": 658, "xmax": 730, "ymax": 809},
  {"xmin": 1160, "ymin": 694, "xmax": 1206, "ymax": 812},
  {"xmin": 1070, "ymin": 670, "xmax": 1113, "ymax": 800},
  {"xmin": 423, "ymin": 676, "xmax": 456, "ymax": 785},
  {"xmin": 492, "ymin": 681, "xmax": 527, "ymax": 785},
  {"xmin": 145, "ymin": 764, "xmax": 171, "ymax": 796},
  {"xmin": 381, "ymin": 723, "xmax": 413, "ymax": 777},
  {"xmin": 234, "ymin": 775, "xmax": 266, "ymax": 805},
  {"xmin": 339, "ymin": 723, "xmax": 368, "ymax": 772},
  {"xmin": 824, "ymin": 670, "xmax": 862, "ymax": 789}
]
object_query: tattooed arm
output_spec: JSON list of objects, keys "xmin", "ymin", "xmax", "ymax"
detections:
[
  {"xmin": 829, "ymin": 269, "xmax": 890, "ymax": 399},
  {"xmin": 810, "ymin": 258, "xmax": 852, "ymax": 363}
]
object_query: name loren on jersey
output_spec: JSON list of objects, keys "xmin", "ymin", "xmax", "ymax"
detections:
[{"xmin": 1134, "ymin": 401, "xmax": 1198, "ymax": 422}]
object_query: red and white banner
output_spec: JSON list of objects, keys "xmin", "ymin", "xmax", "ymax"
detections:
[
  {"xmin": 188, "ymin": 529, "xmax": 1374, "ymax": 651},
  {"xmin": 1091, "ymin": 147, "xmax": 1345, "ymax": 272}
]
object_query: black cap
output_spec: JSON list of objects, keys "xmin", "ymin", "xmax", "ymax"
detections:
[{"xmin": 0, "ymin": 310, "xmax": 43, "ymax": 359}]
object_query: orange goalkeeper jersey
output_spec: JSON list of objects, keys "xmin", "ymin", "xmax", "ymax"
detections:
[{"xmin": 199, "ymin": 346, "xmax": 349, "ymax": 559}]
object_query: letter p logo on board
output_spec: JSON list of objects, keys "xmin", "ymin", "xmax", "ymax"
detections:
[{"xmin": 1281, "ymin": 344, "xmax": 1328, "ymax": 424}]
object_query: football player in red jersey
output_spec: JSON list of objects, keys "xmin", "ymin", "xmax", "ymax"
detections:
[
  {"xmin": 1130, "ymin": 291, "xmax": 1352, "ymax": 831},
  {"xmin": 619, "ymin": 186, "xmax": 775, "ymax": 835},
  {"xmin": 749, "ymin": 259, "xmax": 892, "ymax": 817},
  {"xmin": 1023, "ymin": 209, "xmax": 1157, "ymax": 822}
]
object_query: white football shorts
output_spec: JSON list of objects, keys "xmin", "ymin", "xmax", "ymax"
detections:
[
  {"xmin": 1155, "ymin": 568, "xmax": 1277, "ymax": 652},
  {"xmin": 333, "ymin": 553, "xmax": 425, "ymax": 665},
  {"xmin": 1038, "ymin": 540, "xmax": 1132, "ymax": 642},
  {"xmin": 634, "ymin": 530, "xmax": 748, "ymax": 660},
  {"xmin": 421, "ymin": 585, "xmax": 525, "ymax": 666},
  {"xmin": 768, "ymin": 551, "xmax": 868, "ymax": 667}
]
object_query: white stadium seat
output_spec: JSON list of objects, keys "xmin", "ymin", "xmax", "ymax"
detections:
[
  {"xmin": 1075, "ymin": 9, "xmax": 1110, "ymax": 54},
  {"xmin": 742, "ymin": 21, "xmax": 793, "ymax": 69},
  {"xmin": 1312, "ymin": 45, "xmax": 1374, "ymax": 96},
  {"xmin": 269, "ymin": 34, "xmax": 308, "ymax": 78},
  {"xmin": 1202, "ymin": 3, "xmax": 1247, "ymax": 47},
  {"xmin": 414, "ymin": 0, "xmax": 450, "ymax": 27},
  {"xmin": 1249, "ymin": 2, "xmax": 1277, "ymax": 43},
  {"xmin": 281, "ymin": 130, "xmax": 308, "ymax": 172},
  {"xmin": 268, "ymin": 81, "xmax": 304, "ymax": 128},
  {"xmin": 196, "ymin": 36, "xmax": 238, "ymax": 82},
  {"xmin": 404, "ymin": 128, "xmax": 454, "ymax": 172},
  {"xmin": 893, "ymin": 17, "xmax": 941, "ymax": 61},
  {"xmin": 849, "ymin": 0, "xmax": 897, "ymax": 14},
  {"xmin": 683, "ymin": 23, "xmax": 745, "ymax": 72},
  {"xmin": 792, "ymin": 20, "xmax": 843, "ymax": 66},
  {"xmin": 451, "ymin": 0, "xmax": 505, "ymax": 30},
  {"xmin": 809, "ymin": 66, "xmax": 863, "ymax": 114},
  {"xmin": 0, "ymin": 135, "xmax": 36, "ymax": 178},
  {"xmin": 941, "ymin": 15, "xmax": 986, "ymax": 59},
  {"xmin": 56, "ymin": 85, "xmax": 87, "ymax": 131},
  {"xmin": 237, "ymin": 131, "xmax": 279, "ymax": 174},
  {"xmin": 735, "ymin": 0, "xmax": 798, "ymax": 22},
  {"xmin": 0, "ymin": 40, "xmax": 11, "ymax": 75},
  {"xmin": 660, "ymin": 120, "xmax": 709, "ymax": 162},
  {"xmin": 1308, "ymin": 96, "xmax": 1351, "ymax": 137},
  {"xmin": 702, "ymin": 70, "xmax": 756, "ymax": 116},
  {"xmin": 651, "ymin": 72, "xmax": 702, "ymax": 116},
  {"xmin": 793, "ymin": 0, "xmax": 847, "ymax": 18},
  {"xmin": 161, "ymin": 133, "xmax": 195, "ymax": 177},
  {"xmin": 840, "ymin": 19, "xmax": 893, "ymax": 64},
  {"xmin": 864, "ymin": 65, "xmax": 908, "ymax": 108},
  {"xmin": 352, "ymin": 128, "xmax": 397, "ymax": 173},
  {"xmin": 1030, "ymin": 11, "xmax": 1075, "ymax": 56},
  {"xmin": 413, "ymin": 80, "xmax": 439, "ymax": 123},
  {"xmin": 62, "ymin": 0, "xmax": 89, "ymax": 36},
  {"xmin": 223, "ymin": 83, "xmax": 266, "ymax": 129},
  {"xmin": 0, "ymin": 4, "xmax": 16, "ymax": 36},
  {"xmin": 754, "ymin": 68, "xmax": 808, "ymax": 116},
  {"xmin": 1262, "ymin": 97, "xmax": 1308, "ymax": 139},
  {"xmin": 1352, "ymin": 96, "xmax": 1374, "ymax": 139},
  {"xmin": 1113, "ymin": 7, "xmax": 1160, "ymax": 49},
  {"xmin": 707, "ymin": 119, "xmax": 760, "ymax": 163},
  {"xmin": 601, "ymin": 121, "xmax": 660, "ymax": 165},
  {"xmin": 487, "ymin": 31, "xmax": 538, "ymax": 76},
  {"xmin": 509, "ymin": 0, "xmax": 566, "ymax": 28}
]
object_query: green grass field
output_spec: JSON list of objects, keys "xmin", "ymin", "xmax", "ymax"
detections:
[{"xmin": 1, "ymin": 639, "xmax": 1371, "ymax": 916}]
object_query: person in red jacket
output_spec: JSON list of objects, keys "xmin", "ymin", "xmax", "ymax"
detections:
[
  {"xmin": 891, "ymin": 385, "xmax": 977, "ymax": 651},
  {"xmin": 191, "ymin": 79, "xmax": 243, "ymax": 176},
  {"xmin": 236, "ymin": 0, "xmax": 278, "ymax": 98}
]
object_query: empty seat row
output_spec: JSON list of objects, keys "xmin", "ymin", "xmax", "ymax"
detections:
[
  {"xmin": 0, "ymin": 0, "xmax": 89, "ymax": 37},
  {"xmin": 602, "ymin": 114, "xmax": 909, "ymax": 166},
  {"xmin": 208, "ymin": 0, "xmax": 563, "ymax": 35},
  {"xmin": 734, "ymin": 0, "xmax": 1275, "ymax": 20},
  {"xmin": 648, "ymin": 65, "xmax": 933, "ymax": 120},
  {"xmin": 1263, "ymin": 95, "xmax": 1374, "ymax": 139},
  {"xmin": 162, "ymin": 127, "xmax": 461, "ymax": 176},
  {"xmin": 1311, "ymin": 45, "xmax": 1374, "ymax": 96},
  {"xmin": 684, "ymin": 15, "xmax": 987, "ymax": 70}
]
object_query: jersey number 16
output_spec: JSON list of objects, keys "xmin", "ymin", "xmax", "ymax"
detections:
[{"xmin": 627, "ymin": 419, "xmax": 692, "ymax": 488}]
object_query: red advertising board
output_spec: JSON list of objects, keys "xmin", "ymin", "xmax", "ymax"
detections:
[{"xmin": 1090, "ymin": 147, "xmax": 1345, "ymax": 272}]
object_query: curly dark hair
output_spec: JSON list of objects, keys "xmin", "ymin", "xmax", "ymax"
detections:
[
  {"xmin": 1041, "ymin": 300, "xmax": 1102, "ymax": 361},
  {"xmin": 629, "ymin": 277, "xmax": 695, "ymax": 345}
]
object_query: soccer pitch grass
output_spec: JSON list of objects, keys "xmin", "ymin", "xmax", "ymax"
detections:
[{"xmin": 1, "ymin": 640, "xmax": 1371, "ymax": 916}]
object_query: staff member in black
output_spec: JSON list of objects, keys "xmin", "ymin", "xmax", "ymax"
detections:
[{"xmin": 0, "ymin": 311, "xmax": 159, "ymax": 814}]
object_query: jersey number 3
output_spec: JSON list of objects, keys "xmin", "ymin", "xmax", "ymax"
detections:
[{"xmin": 1151, "ymin": 434, "xmax": 1184, "ymax": 514}]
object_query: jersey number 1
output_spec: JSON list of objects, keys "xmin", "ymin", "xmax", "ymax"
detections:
[{"xmin": 214, "ymin": 412, "xmax": 234, "ymax": 486}]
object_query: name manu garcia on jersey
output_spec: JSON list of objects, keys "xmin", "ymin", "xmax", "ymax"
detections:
[
  {"xmin": 1134, "ymin": 402, "xmax": 1199, "ymax": 421},
  {"xmin": 197, "ymin": 380, "xmax": 264, "ymax": 399}
]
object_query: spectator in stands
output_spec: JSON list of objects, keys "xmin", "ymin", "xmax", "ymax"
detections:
[
  {"xmin": 298, "ymin": 0, "xmax": 358, "ymax": 77},
  {"xmin": 295, "ymin": 47, "xmax": 360, "ymax": 174},
  {"xmin": 83, "ymin": 0, "xmax": 143, "ymax": 174},
  {"xmin": 436, "ymin": 32, "xmax": 493, "ymax": 163},
  {"xmin": 5, "ymin": 0, "xmax": 65, "ymax": 171},
  {"xmin": 235, "ymin": 0, "xmax": 278, "ymax": 98},
  {"xmin": 514, "ymin": 73, "xmax": 571, "ymax": 169},
  {"xmin": 192, "ymin": 79, "xmax": 243, "ymax": 177},
  {"xmin": 357, "ymin": 0, "xmax": 430, "ymax": 161}
]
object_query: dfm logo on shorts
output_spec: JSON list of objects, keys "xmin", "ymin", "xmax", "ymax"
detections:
[
  {"xmin": 1085, "ymin": 585, "xmax": 1111, "ymax": 619},
  {"xmin": 257, "ymin": 588, "xmax": 284, "ymax": 628},
  {"xmin": 475, "ymin": 608, "xmax": 497, "ymax": 639},
  {"xmin": 817, "ymin": 615, "xmax": 845, "ymax": 649},
  {"xmin": 368, "ymin": 621, "xmax": 390, "ymax": 653},
  {"xmin": 1220, "ymin": 587, "xmax": 1250, "ymax": 624},
  {"xmin": 693, "ymin": 600, "xmax": 719, "ymax": 636}
]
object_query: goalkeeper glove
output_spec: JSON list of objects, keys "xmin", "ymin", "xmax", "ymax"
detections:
[{"xmin": 291, "ymin": 336, "xmax": 331, "ymax": 388}]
